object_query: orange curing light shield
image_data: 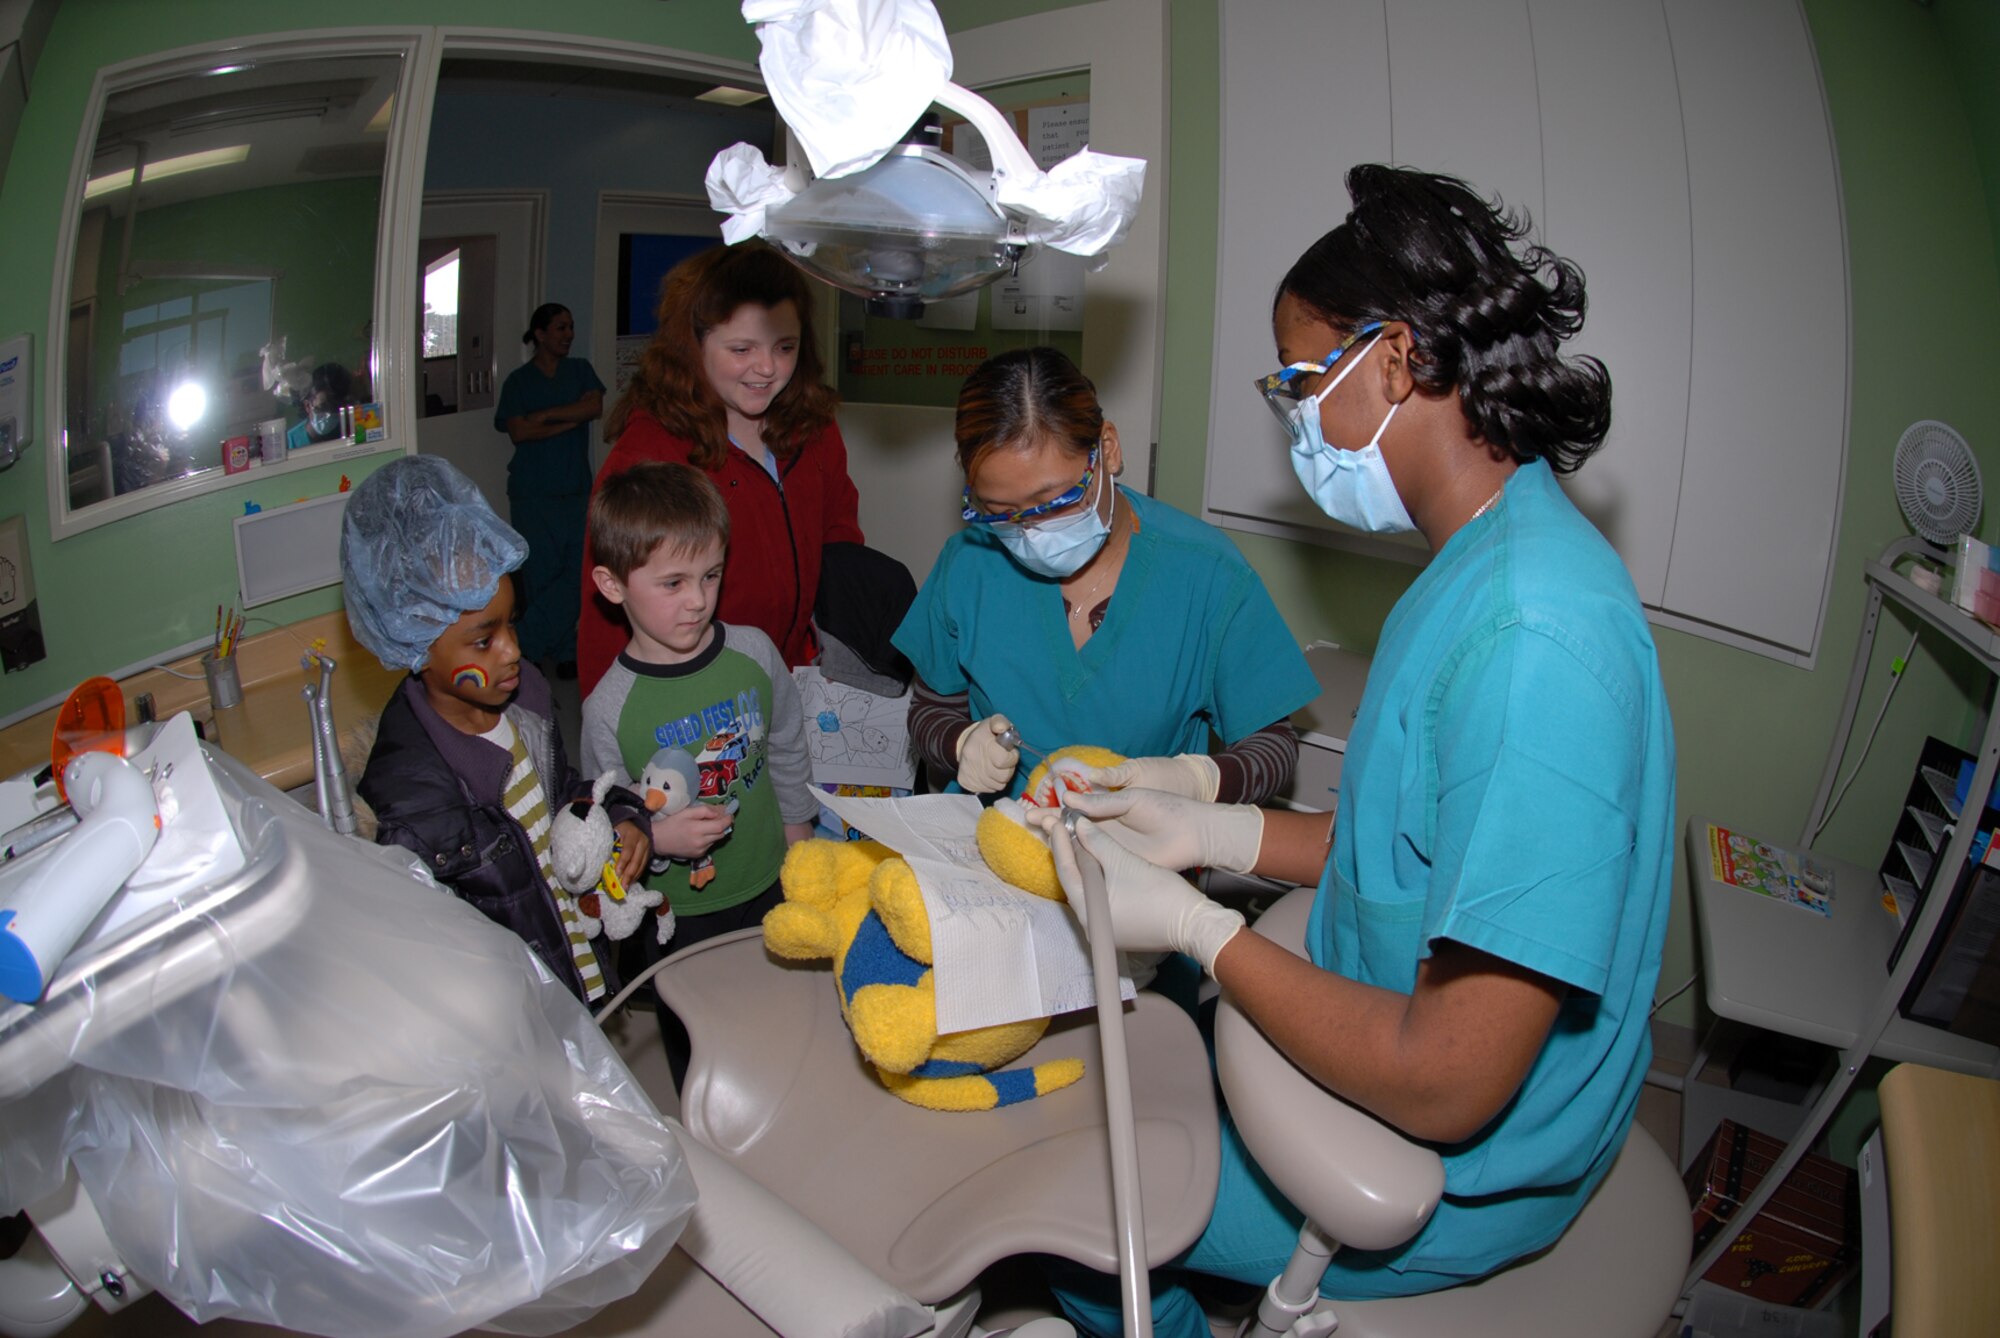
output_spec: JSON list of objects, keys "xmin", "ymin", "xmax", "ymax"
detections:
[{"xmin": 50, "ymin": 676, "xmax": 125, "ymax": 802}]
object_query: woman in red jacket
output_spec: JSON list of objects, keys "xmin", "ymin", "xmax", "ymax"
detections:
[{"xmin": 580, "ymin": 243, "xmax": 863, "ymax": 693}]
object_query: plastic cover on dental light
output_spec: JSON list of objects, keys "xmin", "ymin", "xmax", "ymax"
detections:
[
  {"xmin": 761, "ymin": 145, "xmax": 1021, "ymax": 309},
  {"xmin": 707, "ymin": 0, "xmax": 1146, "ymax": 304},
  {"xmin": 0, "ymin": 736, "xmax": 696, "ymax": 1338}
]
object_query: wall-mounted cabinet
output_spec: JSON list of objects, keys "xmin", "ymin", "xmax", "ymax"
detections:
[{"xmin": 1207, "ymin": 0, "xmax": 1848, "ymax": 665}]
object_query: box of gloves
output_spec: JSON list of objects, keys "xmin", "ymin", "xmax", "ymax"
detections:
[{"xmin": 1686, "ymin": 1119, "xmax": 1858, "ymax": 1308}]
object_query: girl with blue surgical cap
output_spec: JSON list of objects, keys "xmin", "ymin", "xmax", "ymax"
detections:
[
  {"xmin": 894, "ymin": 347, "xmax": 1318, "ymax": 809},
  {"xmin": 342, "ymin": 455, "xmax": 652, "ymax": 1006},
  {"xmin": 1040, "ymin": 165, "xmax": 1676, "ymax": 1335}
]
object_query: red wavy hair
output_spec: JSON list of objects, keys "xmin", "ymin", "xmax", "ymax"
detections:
[{"xmin": 603, "ymin": 242, "xmax": 839, "ymax": 470}]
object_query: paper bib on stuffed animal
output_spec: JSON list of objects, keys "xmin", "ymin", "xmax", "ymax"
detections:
[{"xmin": 765, "ymin": 837, "xmax": 1085, "ymax": 1112}]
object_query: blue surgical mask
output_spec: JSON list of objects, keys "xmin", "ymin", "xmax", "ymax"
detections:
[
  {"xmin": 1279, "ymin": 335, "xmax": 1414, "ymax": 534},
  {"xmin": 995, "ymin": 467, "xmax": 1113, "ymax": 578}
]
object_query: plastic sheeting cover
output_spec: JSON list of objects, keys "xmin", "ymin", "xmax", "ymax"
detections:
[{"xmin": 0, "ymin": 773, "xmax": 695, "ymax": 1338}]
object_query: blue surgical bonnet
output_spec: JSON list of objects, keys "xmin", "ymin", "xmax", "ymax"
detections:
[{"xmin": 340, "ymin": 456, "xmax": 527, "ymax": 673}]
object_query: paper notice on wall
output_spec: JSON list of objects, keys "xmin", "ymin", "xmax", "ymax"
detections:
[
  {"xmin": 918, "ymin": 290, "xmax": 981, "ymax": 331},
  {"xmin": 991, "ymin": 248, "xmax": 1085, "ymax": 332},
  {"xmin": 1027, "ymin": 103, "xmax": 1089, "ymax": 170}
]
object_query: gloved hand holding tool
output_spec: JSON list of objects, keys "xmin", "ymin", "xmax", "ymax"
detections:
[
  {"xmin": 1049, "ymin": 810, "xmax": 1246, "ymax": 976},
  {"xmin": 1066, "ymin": 753, "xmax": 1221, "ymax": 803},
  {"xmin": 955, "ymin": 713, "xmax": 1021, "ymax": 793},
  {"xmin": 1025, "ymin": 785, "xmax": 1264, "ymax": 876}
]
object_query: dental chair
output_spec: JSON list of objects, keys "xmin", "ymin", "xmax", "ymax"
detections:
[
  {"xmin": 1215, "ymin": 887, "xmax": 1689, "ymax": 1337},
  {"xmin": 646, "ymin": 926, "xmax": 1223, "ymax": 1318},
  {"xmin": 648, "ymin": 886, "xmax": 1687, "ymax": 1338}
]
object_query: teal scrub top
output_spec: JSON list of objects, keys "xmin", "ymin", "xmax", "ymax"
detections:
[
  {"xmin": 494, "ymin": 356, "xmax": 604, "ymax": 497},
  {"xmin": 893, "ymin": 488, "xmax": 1319, "ymax": 799},
  {"xmin": 1306, "ymin": 459, "xmax": 1674, "ymax": 1277}
]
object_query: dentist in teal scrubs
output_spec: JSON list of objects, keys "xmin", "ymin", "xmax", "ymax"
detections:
[
  {"xmin": 1042, "ymin": 164, "xmax": 1676, "ymax": 1336},
  {"xmin": 895, "ymin": 347, "xmax": 1318, "ymax": 810}
]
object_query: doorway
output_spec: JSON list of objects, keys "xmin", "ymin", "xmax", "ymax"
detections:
[{"xmin": 416, "ymin": 189, "xmax": 547, "ymax": 511}]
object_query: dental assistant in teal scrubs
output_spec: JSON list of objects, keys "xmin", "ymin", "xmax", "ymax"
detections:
[
  {"xmin": 1040, "ymin": 164, "xmax": 1676, "ymax": 1337},
  {"xmin": 894, "ymin": 347, "xmax": 1318, "ymax": 810},
  {"xmin": 496, "ymin": 302, "xmax": 604, "ymax": 675}
]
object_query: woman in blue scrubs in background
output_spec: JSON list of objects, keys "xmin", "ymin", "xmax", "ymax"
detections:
[
  {"xmin": 1042, "ymin": 164, "xmax": 1676, "ymax": 1335},
  {"xmin": 496, "ymin": 302, "xmax": 605, "ymax": 677},
  {"xmin": 894, "ymin": 347, "xmax": 1318, "ymax": 809}
]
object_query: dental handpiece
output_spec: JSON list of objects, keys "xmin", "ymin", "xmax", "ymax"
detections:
[{"xmin": 994, "ymin": 724, "xmax": 1047, "ymax": 764}]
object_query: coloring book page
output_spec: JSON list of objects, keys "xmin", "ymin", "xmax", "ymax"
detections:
[{"xmin": 793, "ymin": 666, "xmax": 917, "ymax": 790}]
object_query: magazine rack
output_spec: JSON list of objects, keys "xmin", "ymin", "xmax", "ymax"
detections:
[{"xmin": 1681, "ymin": 536, "xmax": 2000, "ymax": 1301}]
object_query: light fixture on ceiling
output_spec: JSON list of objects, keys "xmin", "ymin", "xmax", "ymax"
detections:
[
  {"xmin": 697, "ymin": 86, "xmax": 766, "ymax": 107},
  {"xmin": 757, "ymin": 84, "xmax": 1063, "ymax": 319},
  {"xmin": 707, "ymin": 0, "xmax": 1144, "ymax": 320},
  {"xmin": 84, "ymin": 144, "xmax": 251, "ymax": 199}
]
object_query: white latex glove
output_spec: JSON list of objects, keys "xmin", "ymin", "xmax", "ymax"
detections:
[
  {"xmin": 1024, "ymin": 786, "xmax": 1264, "ymax": 875},
  {"xmin": 1050, "ymin": 814, "xmax": 1245, "ymax": 975},
  {"xmin": 955, "ymin": 714, "xmax": 1021, "ymax": 794},
  {"xmin": 1073, "ymin": 753, "xmax": 1221, "ymax": 803}
]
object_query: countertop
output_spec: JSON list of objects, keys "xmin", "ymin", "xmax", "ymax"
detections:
[{"xmin": 0, "ymin": 611, "xmax": 401, "ymax": 791}]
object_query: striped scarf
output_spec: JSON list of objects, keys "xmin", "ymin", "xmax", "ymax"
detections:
[{"xmin": 500, "ymin": 721, "xmax": 605, "ymax": 1001}]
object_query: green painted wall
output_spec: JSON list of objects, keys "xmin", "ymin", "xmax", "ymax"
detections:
[
  {"xmin": 0, "ymin": 0, "xmax": 755, "ymax": 719},
  {"xmin": 1935, "ymin": 0, "xmax": 2000, "ymax": 283},
  {"xmin": 1161, "ymin": 0, "xmax": 2000, "ymax": 1039},
  {"xmin": 0, "ymin": 0, "xmax": 1076, "ymax": 720}
]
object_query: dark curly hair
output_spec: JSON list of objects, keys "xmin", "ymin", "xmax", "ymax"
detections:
[
  {"xmin": 603, "ymin": 243, "xmax": 839, "ymax": 470},
  {"xmin": 1277, "ymin": 165, "xmax": 1611, "ymax": 474},
  {"xmin": 953, "ymin": 347, "xmax": 1104, "ymax": 477}
]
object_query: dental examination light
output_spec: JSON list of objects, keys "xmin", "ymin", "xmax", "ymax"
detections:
[
  {"xmin": 707, "ymin": 0, "xmax": 1145, "ymax": 318},
  {"xmin": 758, "ymin": 92, "xmax": 1040, "ymax": 319}
]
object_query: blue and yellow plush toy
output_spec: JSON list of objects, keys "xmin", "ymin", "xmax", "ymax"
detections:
[{"xmin": 762, "ymin": 745, "xmax": 1123, "ymax": 1113}]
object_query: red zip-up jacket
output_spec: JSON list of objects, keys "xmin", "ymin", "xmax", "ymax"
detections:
[{"xmin": 578, "ymin": 410, "xmax": 864, "ymax": 696}]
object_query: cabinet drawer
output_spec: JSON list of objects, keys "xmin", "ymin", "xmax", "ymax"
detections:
[{"xmin": 1277, "ymin": 736, "xmax": 1341, "ymax": 813}]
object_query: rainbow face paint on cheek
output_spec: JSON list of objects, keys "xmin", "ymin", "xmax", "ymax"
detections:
[{"xmin": 451, "ymin": 664, "xmax": 490, "ymax": 691}]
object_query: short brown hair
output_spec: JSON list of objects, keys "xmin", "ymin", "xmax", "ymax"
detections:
[
  {"xmin": 601, "ymin": 242, "xmax": 839, "ymax": 469},
  {"xmin": 588, "ymin": 462, "xmax": 731, "ymax": 581}
]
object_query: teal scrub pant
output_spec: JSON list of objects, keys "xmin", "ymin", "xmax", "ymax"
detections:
[{"xmin": 510, "ymin": 490, "xmax": 587, "ymax": 665}]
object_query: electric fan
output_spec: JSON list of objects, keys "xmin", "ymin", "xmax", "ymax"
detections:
[{"xmin": 1893, "ymin": 419, "xmax": 1982, "ymax": 546}]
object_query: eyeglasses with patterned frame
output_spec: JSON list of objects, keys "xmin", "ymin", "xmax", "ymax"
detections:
[
  {"xmin": 1252, "ymin": 320, "xmax": 1389, "ymax": 427},
  {"xmin": 960, "ymin": 444, "xmax": 1100, "ymax": 527}
]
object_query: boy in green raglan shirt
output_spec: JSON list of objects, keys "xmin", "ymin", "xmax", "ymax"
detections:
[{"xmin": 580, "ymin": 462, "xmax": 818, "ymax": 1085}]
